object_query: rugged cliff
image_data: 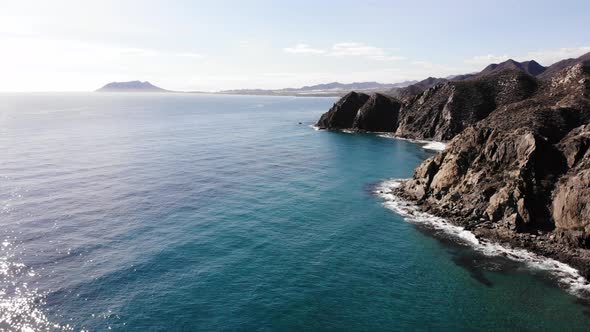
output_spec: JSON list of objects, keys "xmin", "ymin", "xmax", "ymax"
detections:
[
  {"xmin": 399, "ymin": 62, "xmax": 590, "ymax": 277},
  {"xmin": 316, "ymin": 52, "xmax": 590, "ymax": 278},
  {"xmin": 315, "ymin": 92, "xmax": 402, "ymax": 132},
  {"xmin": 395, "ymin": 69, "xmax": 539, "ymax": 140},
  {"xmin": 316, "ymin": 92, "xmax": 370, "ymax": 129},
  {"xmin": 316, "ymin": 69, "xmax": 539, "ymax": 140},
  {"xmin": 352, "ymin": 93, "xmax": 402, "ymax": 132}
]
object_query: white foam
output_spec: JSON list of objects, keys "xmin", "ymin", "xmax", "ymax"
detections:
[
  {"xmin": 421, "ymin": 141, "xmax": 447, "ymax": 151},
  {"xmin": 312, "ymin": 127, "xmax": 448, "ymax": 151},
  {"xmin": 377, "ymin": 134, "xmax": 447, "ymax": 151},
  {"xmin": 375, "ymin": 178, "xmax": 590, "ymax": 298}
]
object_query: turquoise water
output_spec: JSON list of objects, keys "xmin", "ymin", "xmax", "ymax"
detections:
[{"xmin": 0, "ymin": 93, "xmax": 589, "ymax": 331}]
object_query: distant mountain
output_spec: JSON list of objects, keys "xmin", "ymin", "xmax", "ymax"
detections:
[
  {"xmin": 96, "ymin": 81, "xmax": 169, "ymax": 92},
  {"xmin": 389, "ymin": 77, "xmax": 448, "ymax": 100},
  {"xmin": 292, "ymin": 81, "xmax": 417, "ymax": 91},
  {"xmin": 391, "ymin": 58, "xmax": 556, "ymax": 100},
  {"xmin": 478, "ymin": 59, "xmax": 546, "ymax": 77},
  {"xmin": 216, "ymin": 80, "xmax": 418, "ymax": 97},
  {"xmin": 537, "ymin": 51, "xmax": 590, "ymax": 79}
]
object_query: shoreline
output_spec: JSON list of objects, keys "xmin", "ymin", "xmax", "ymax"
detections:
[
  {"xmin": 376, "ymin": 133, "xmax": 447, "ymax": 151},
  {"xmin": 375, "ymin": 179, "xmax": 590, "ymax": 299},
  {"xmin": 312, "ymin": 126, "xmax": 590, "ymax": 298},
  {"xmin": 311, "ymin": 126, "xmax": 448, "ymax": 151}
]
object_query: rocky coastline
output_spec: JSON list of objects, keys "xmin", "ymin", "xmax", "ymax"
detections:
[{"xmin": 316, "ymin": 52, "xmax": 590, "ymax": 283}]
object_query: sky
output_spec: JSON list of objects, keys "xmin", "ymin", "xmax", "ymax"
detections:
[{"xmin": 1, "ymin": 0, "xmax": 589, "ymax": 92}]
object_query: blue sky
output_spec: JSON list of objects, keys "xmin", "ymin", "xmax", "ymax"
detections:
[{"xmin": 1, "ymin": 0, "xmax": 589, "ymax": 91}]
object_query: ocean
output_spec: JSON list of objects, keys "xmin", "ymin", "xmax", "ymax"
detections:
[{"xmin": 1, "ymin": 93, "xmax": 589, "ymax": 331}]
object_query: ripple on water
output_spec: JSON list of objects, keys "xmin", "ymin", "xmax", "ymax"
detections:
[{"xmin": 0, "ymin": 239, "xmax": 72, "ymax": 331}]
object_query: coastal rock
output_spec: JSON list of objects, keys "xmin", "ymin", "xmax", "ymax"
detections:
[
  {"xmin": 313, "ymin": 52, "xmax": 590, "ymax": 278},
  {"xmin": 315, "ymin": 92, "xmax": 370, "ymax": 129},
  {"xmin": 399, "ymin": 60, "xmax": 590, "ymax": 275},
  {"xmin": 352, "ymin": 93, "xmax": 402, "ymax": 132},
  {"xmin": 403, "ymin": 127, "xmax": 557, "ymax": 230},
  {"xmin": 402, "ymin": 60, "xmax": 590, "ymax": 233}
]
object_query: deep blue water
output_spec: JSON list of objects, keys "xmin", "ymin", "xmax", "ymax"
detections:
[{"xmin": 1, "ymin": 93, "xmax": 590, "ymax": 331}]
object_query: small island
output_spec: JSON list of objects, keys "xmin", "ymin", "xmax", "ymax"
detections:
[{"xmin": 96, "ymin": 81, "xmax": 170, "ymax": 93}]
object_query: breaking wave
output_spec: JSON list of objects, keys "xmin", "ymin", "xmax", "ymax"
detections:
[{"xmin": 375, "ymin": 178, "xmax": 590, "ymax": 298}]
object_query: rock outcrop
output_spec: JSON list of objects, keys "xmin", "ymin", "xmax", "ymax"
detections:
[
  {"xmin": 352, "ymin": 93, "xmax": 402, "ymax": 132},
  {"xmin": 315, "ymin": 92, "xmax": 402, "ymax": 132},
  {"xmin": 552, "ymin": 124, "xmax": 590, "ymax": 247},
  {"xmin": 399, "ymin": 61, "xmax": 590, "ymax": 277},
  {"xmin": 315, "ymin": 92, "xmax": 370, "ymax": 129}
]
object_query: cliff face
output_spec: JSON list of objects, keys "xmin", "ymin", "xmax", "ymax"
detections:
[
  {"xmin": 399, "ymin": 62, "xmax": 590, "ymax": 276},
  {"xmin": 316, "ymin": 92, "xmax": 370, "ymax": 129},
  {"xmin": 315, "ymin": 92, "xmax": 401, "ymax": 132},
  {"xmin": 553, "ymin": 124, "xmax": 590, "ymax": 247},
  {"xmin": 395, "ymin": 69, "xmax": 539, "ymax": 141},
  {"xmin": 352, "ymin": 93, "xmax": 402, "ymax": 132},
  {"xmin": 316, "ymin": 69, "xmax": 539, "ymax": 140},
  {"xmin": 315, "ymin": 53, "xmax": 590, "ymax": 277}
]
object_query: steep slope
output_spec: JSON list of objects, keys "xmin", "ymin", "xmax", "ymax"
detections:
[
  {"xmin": 315, "ymin": 92, "xmax": 403, "ymax": 132},
  {"xmin": 400, "ymin": 62, "xmax": 590, "ymax": 277},
  {"xmin": 315, "ymin": 92, "xmax": 370, "ymax": 129},
  {"xmin": 394, "ymin": 69, "xmax": 539, "ymax": 141},
  {"xmin": 352, "ymin": 93, "xmax": 402, "ymax": 132}
]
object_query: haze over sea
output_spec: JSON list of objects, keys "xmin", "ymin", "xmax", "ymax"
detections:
[{"xmin": 1, "ymin": 93, "xmax": 590, "ymax": 331}]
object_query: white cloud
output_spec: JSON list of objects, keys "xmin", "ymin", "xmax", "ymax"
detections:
[
  {"xmin": 284, "ymin": 42, "xmax": 404, "ymax": 61},
  {"xmin": 175, "ymin": 52, "xmax": 204, "ymax": 58},
  {"xmin": 370, "ymin": 55, "xmax": 406, "ymax": 61},
  {"xmin": 464, "ymin": 54, "xmax": 510, "ymax": 65},
  {"xmin": 283, "ymin": 44, "xmax": 326, "ymax": 55},
  {"xmin": 328, "ymin": 42, "xmax": 386, "ymax": 57},
  {"xmin": 524, "ymin": 47, "xmax": 590, "ymax": 66}
]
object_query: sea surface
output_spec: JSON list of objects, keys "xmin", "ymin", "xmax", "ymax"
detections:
[{"xmin": 1, "ymin": 93, "xmax": 590, "ymax": 331}]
